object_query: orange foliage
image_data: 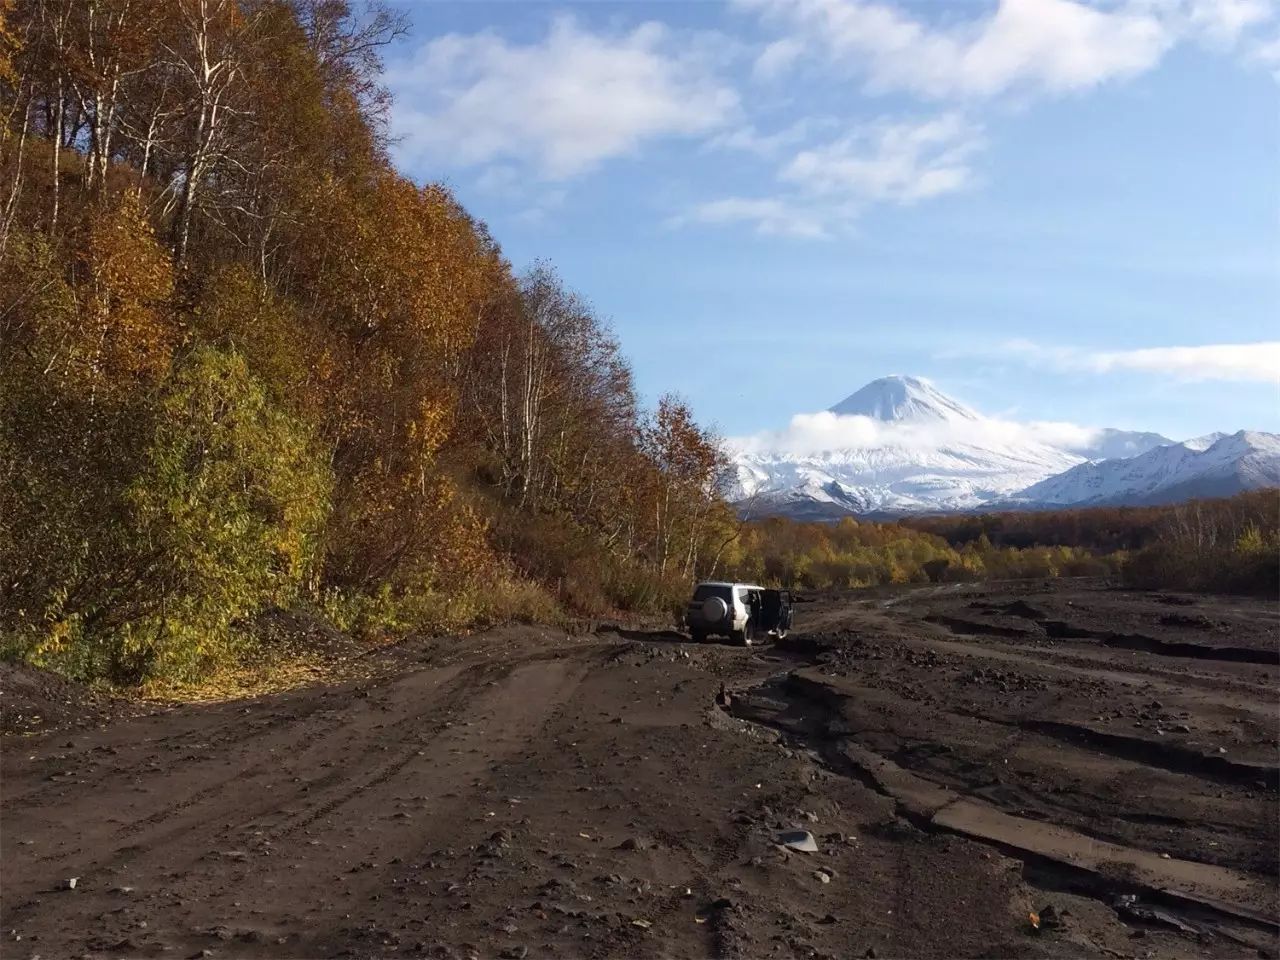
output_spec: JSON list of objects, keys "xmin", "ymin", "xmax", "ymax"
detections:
[
  {"xmin": 0, "ymin": 0, "xmax": 736, "ymax": 685},
  {"xmin": 76, "ymin": 193, "xmax": 177, "ymax": 388}
]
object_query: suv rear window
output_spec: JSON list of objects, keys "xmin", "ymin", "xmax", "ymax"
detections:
[{"xmin": 692, "ymin": 584, "xmax": 733, "ymax": 603}]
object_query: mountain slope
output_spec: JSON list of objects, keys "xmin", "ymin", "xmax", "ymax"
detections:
[
  {"xmin": 734, "ymin": 441, "xmax": 1083, "ymax": 514},
  {"xmin": 1069, "ymin": 427, "xmax": 1174, "ymax": 461},
  {"xmin": 731, "ymin": 376, "xmax": 1274, "ymax": 518},
  {"xmin": 1016, "ymin": 430, "xmax": 1280, "ymax": 506}
]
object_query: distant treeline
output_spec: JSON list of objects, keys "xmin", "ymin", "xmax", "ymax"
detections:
[
  {"xmin": 900, "ymin": 492, "xmax": 1278, "ymax": 553},
  {"xmin": 720, "ymin": 491, "xmax": 1278, "ymax": 597}
]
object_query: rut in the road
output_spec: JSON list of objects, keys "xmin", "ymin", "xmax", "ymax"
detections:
[
  {"xmin": 927, "ymin": 612, "xmax": 1280, "ymax": 665},
  {"xmin": 723, "ymin": 667, "xmax": 1279, "ymax": 940}
]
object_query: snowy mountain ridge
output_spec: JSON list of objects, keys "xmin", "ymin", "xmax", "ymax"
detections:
[
  {"xmin": 1017, "ymin": 430, "xmax": 1280, "ymax": 507},
  {"xmin": 731, "ymin": 376, "xmax": 1277, "ymax": 517}
]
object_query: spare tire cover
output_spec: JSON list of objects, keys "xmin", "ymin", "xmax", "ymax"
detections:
[{"xmin": 702, "ymin": 596, "xmax": 729, "ymax": 622}]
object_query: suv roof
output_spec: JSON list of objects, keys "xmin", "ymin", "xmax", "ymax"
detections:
[{"xmin": 694, "ymin": 581, "xmax": 765, "ymax": 590}]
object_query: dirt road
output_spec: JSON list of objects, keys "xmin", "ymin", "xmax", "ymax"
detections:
[{"xmin": 3, "ymin": 583, "xmax": 1277, "ymax": 958}]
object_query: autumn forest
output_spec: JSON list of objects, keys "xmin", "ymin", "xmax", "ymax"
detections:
[{"xmin": 0, "ymin": 0, "xmax": 741, "ymax": 685}]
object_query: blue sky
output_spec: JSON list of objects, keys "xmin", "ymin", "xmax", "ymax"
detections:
[{"xmin": 383, "ymin": 0, "xmax": 1279, "ymax": 444}]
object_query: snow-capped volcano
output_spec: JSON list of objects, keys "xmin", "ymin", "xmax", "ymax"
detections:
[
  {"xmin": 732, "ymin": 376, "xmax": 1095, "ymax": 515},
  {"xmin": 729, "ymin": 376, "xmax": 1274, "ymax": 517},
  {"xmin": 828, "ymin": 375, "xmax": 979, "ymax": 423}
]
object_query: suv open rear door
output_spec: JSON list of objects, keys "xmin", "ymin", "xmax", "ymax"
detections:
[{"xmin": 761, "ymin": 589, "xmax": 791, "ymax": 635}]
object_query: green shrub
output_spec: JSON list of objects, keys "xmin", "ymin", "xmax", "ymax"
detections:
[
  {"xmin": 319, "ymin": 566, "xmax": 564, "ymax": 641},
  {"xmin": 117, "ymin": 347, "xmax": 331, "ymax": 680},
  {"xmin": 11, "ymin": 347, "xmax": 332, "ymax": 684}
]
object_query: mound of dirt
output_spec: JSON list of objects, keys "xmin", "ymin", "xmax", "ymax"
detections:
[
  {"xmin": 0, "ymin": 661, "xmax": 138, "ymax": 735},
  {"xmin": 247, "ymin": 605, "xmax": 366, "ymax": 660}
]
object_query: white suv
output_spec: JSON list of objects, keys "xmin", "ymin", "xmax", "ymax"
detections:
[{"xmin": 685, "ymin": 581, "xmax": 793, "ymax": 646}]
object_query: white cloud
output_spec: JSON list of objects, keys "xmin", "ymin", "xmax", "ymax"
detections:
[
  {"xmin": 387, "ymin": 17, "xmax": 738, "ymax": 179},
  {"xmin": 754, "ymin": 37, "xmax": 806, "ymax": 80},
  {"xmin": 954, "ymin": 0, "xmax": 1172, "ymax": 96},
  {"xmin": 1000, "ymin": 338, "xmax": 1280, "ymax": 382},
  {"xmin": 705, "ymin": 117, "xmax": 835, "ymax": 158},
  {"xmin": 740, "ymin": 0, "xmax": 1274, "ymax": 98},
  {"xmin": 781, "ymin": 113, "xmax": 983, "ymax": 203},
  {"xmin": 729, "ymin": 408, "xmax": 1104, "ymax": 456},
  {"xmin": 734, "ymin": 411, "xmax": 881, "ymax": 455},
  {"xmin": 681, "ymin": 197, "xmax": 832, "ymax": 238},
  {"xmin": 687, "ymin": 113, "xmax": 981, "ymax": 237},
  {"xmin": 696, "ymin": 0, "xmax": 1276, "ymax": 237},
  {"xmin": 1250, "ymin": 27, "xmax": 1280, "ymax": 72},
  {"xmin": 1179, "ymin": 0, "xmax": 1276, "ymax": 44}
]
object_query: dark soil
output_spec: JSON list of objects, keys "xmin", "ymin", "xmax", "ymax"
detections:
[
  {"xmin": 2, "ymin": 582, "xmax": 1276, "ymax": 959},
  {"xmin": 0, "ymin": 661, "xmax": 142, "ymax": 735}
]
